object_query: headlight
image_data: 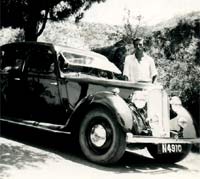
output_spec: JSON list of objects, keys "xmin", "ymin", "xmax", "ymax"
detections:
[
  {"xmin": 178, "ymin": 117, "xmax": 188, "ymax": 128},
  {"xmin": 170, "ymin": 96, "xmax": 182, "ymax": 112},
  {"xmin": 170, "ymin": 96, "xmax": 182, "ymax": 105},
  {"xmin": 131, "ymin": 91, "xmax": 147, "ymax": 109},
  {"xmin": 170, "ymin": 96, "xmax": 188, "ymax": 129}
]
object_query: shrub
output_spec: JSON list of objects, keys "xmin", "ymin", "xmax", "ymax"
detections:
[{"xmin": 0, "ymin": 27, "xmax": 24, "ymax": 46}]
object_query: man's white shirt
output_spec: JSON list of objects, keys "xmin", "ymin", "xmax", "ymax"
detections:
[{"xmin": 123, "ymin": 53, "xmax": 157, "ymax": 83}]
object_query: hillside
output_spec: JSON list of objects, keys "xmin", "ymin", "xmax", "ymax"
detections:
[
  {"xmin": 38, "ymin": 20, "xmax": 121, "ymax": 49},
  {"xmin": 152, "ymin": 11, "xmax": 200, "ymax": 31},
  {"xmin": 38, "ymin": 11, "xmax": 200, "ymax": 49}
]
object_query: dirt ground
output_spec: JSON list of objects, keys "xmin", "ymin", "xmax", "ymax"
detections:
[{"xmin": 0, "ymin": 123, "xmax": 200, "ymax": 179}]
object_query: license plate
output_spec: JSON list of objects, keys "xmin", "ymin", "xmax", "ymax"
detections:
[{"xmin": 158, "ymin": 144, "xmax": 183, "ymax": 154}]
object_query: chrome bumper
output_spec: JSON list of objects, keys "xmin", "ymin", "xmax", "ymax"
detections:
[{"xmin": 126, "ymin": 133, "xmax": 200, "ymax": 144}]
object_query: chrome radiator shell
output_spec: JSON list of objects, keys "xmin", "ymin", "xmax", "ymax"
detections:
[{"xmin": 147, "ymin": 88, "xmax": 170, "ymax": 137}]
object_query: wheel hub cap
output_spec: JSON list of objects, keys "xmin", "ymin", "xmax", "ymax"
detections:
[{"xmin": 90, "ymin": 124, "xmax": 107, "ymax": 147}]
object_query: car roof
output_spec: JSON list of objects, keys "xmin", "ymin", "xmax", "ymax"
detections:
[{"xmin": 1, "ymin": 41, "xmax": 54, "ymax": 49}]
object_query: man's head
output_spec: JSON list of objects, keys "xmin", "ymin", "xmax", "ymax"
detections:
[
  {"xmin": 133, "ymin": 37, "xmax": 144, "ymax": 49},
  {"xmin": 133, "ymin": 37, "xmax": 144, "ymax": 60}
]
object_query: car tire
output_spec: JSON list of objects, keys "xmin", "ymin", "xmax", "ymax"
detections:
[
  {"xmin": 147, "ymin": 144, "xmax": 191, "ymax": 163},
  {"xmin": 79, "ymin": 107, "xmax": 126, "ymax": 165}
]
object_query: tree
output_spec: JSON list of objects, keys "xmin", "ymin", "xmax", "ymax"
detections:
[{"xmin": 1, "ymin": 0, "xmax": 106, "ymax": 41}]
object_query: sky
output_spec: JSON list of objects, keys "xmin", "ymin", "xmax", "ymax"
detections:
[{"xmin": 83, "ymin": 0, "xmax": 200, "ymax": 25}]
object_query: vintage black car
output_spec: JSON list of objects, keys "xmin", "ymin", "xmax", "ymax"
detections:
[{"xmin": 0, "ymin": 42, "xmax": 199, "ymax": 165}]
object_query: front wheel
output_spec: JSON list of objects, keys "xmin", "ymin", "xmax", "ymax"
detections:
[
  {"xmin": 147, "ymin": 144, "xmax": 191, "ymax": 164},
  {"xmin": 79, "ymin": 107, "xmax": 126, "ymax": 165}
]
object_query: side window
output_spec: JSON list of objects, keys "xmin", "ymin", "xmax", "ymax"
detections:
[
  {"xmin": 0, "ymin": 46, "xmax": 25, "ymax": 72},
  {"xmin": 27, "ymin": 48, "xmax": 55, "ymax": 76}
]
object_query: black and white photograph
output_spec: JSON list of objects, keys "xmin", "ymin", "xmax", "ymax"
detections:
[{"xmin": 0, "ymin": 0, "xmax": 200, "ymax": 179}]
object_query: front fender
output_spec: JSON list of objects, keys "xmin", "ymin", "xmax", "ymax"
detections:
[
  {"xmin": 65, "ymin": 91, "xmax": 133, "ymax": 133},
  {"xmin": 170, "ymin": 105, "xmax": 197, "ymax": 138},
  {"xmin": 90, "ymin": 91, "xmax": 133, "ymax": 132}
]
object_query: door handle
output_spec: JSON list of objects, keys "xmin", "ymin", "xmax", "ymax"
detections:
[
  {"xmin": 50, "ymin": 82, "xmax": 58, "ymax": 85},
  {"xmin": 14, "ymin": 78, "xmax": 20, "ymax": 80}
]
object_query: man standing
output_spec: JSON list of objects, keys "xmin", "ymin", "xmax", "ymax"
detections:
[{"xmin": 123, "ymin": 38, "xmax": 157, "ymax": 83}]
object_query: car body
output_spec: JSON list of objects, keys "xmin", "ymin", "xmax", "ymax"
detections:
[{"xmin": 0, "ymin": 42, "xmax": 199, "ymax": 165}]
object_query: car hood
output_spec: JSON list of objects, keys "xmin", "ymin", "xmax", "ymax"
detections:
[{"xmin": 55, "ymin": 45, "xmax": 121, "ymax": 74}]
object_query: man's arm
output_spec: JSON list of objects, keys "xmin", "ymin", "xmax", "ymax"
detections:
[
  {"xmin": 149, "ymin": 56, "xmax": 158, "ymax": 84},
  {"xmin": 122, "ymin": 55, "xmax": 130, "ymax": 81}
]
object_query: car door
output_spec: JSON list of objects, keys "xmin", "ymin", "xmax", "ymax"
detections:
[
  {"xmin": 24, "ymin": 46, "xmax": 67, "ymax": 124},
  {"xmin": 0, "ymin": 44, "xmax": 28, "ymax": 119}
]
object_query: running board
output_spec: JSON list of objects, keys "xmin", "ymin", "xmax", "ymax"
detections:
[
  {"xmin": 126, "ymin": 133, "xmax": 200, "ymax": 144},
  {"xmin": 0, "ymin": 118, "xmax": 70, "ymax": 135}
]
